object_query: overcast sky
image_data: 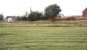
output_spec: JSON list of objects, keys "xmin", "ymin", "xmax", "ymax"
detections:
[{"xmin": 0, "ymin": 0, "xmax": 87, "ymax": 17}]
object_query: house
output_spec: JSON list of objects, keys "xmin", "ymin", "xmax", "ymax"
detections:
[
  {"xmin": 6, "ymin": 16, "xmax": 16, "ymax": 23},
  {"xmin": 82, "ymin": 8, "xmax": 87, "ymax": 17}
]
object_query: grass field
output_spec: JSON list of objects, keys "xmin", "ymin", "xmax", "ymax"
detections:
[{"xmin": 0, "ymin": 21, "xmax": 87, "ymax": 50}]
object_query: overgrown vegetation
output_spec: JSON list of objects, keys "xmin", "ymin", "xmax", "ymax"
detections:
[{"xmin": 12, "ymin": 4, "xmax": 61, "ymax": 21}]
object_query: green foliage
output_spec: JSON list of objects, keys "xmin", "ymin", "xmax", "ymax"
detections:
[
  {"xmin": 39, "ymin": 15, "xmax": 48, "ymax": 20},
  {"xmin": 20, "ymin": 16, "xmax": 28, "ymax": 21},
  {"xmin": 45, "ymin": 4, "xmax": 61, "ymax": 17},
  {"xmin": 28, "ymin": 11, "xmax": 42, "ymax": 21},
  {"xmin": 0, "ymin": 14, "xmax": 4, "ymax": 21},
  {"xmin": 16, "ymin": 16, "xmax": 28, "ymax": 21}
]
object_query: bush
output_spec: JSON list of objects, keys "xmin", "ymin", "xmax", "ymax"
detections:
[
  {"xmin": 0, "ymin": 14, "xmax": 4, "ymax": 21},
  {"xmin": 28, "ymin": 11, "xmax": 42, "ymax": 21}
]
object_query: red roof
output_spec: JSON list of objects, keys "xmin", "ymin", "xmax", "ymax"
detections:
[{"xmin": 82, "ymin": 8, "xmax": 87, "ymax": 17}]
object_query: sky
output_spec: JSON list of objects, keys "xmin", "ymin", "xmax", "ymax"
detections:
[{"xmin": 0, "ymin": 0, "xmax": 87, "ymax": 17}]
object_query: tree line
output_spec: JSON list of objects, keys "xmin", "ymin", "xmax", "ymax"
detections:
[{"xmin": 0, "ymin": 4, "xmax": 61, "ymax": 21}]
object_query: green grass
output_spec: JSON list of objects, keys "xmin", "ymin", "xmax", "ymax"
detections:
[
  {"xmin": 1, "ymin": 20, "xmax": 87, "ymax": 27},
  {"xmin": 0, "ymin": 22, "xmax": 87, "ymax": 50}
]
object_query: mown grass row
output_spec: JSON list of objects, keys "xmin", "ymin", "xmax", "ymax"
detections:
[
  {"xmin": 1, "ymin": 20, "xmax": 87, "ymax": 27},
  {"xmin": 0, "ymin": 26, "xmax": 87, "ymax": 50}
]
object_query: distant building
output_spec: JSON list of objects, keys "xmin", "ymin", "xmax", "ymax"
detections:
[
  {"xmin": 82, "ymin": 8, "xmax": 87, "ymax": 17},
  {"xmin": 6, "ymin": 16, "xmax": 16, "ymax": 23}
]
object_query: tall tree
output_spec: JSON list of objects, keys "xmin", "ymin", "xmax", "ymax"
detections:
[
  {"xmin": 44, "ymin": 4, "xmax": 61, "ymax": 22},
  {"xmin": 45, "ymin": 4, "xmax": 61, "ymax": 16}
]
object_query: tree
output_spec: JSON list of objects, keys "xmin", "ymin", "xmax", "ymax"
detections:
[
  {"xmin": 28, "ymin": 11, "xmax": 42, "ymax": 21},
  {"xmin": 16, "ymin": 16, "xmax": 28, "ymax": 21},
  {"xmin": 21, "ymin": 16, "xmax": 28, "ymax": 21},
  {"xmin": 40, "ymin": 15, "xmax": 48, "ymax": 20},
  {"xmin": 44, "ymin": 4, "xmax": 61, "ymax": 22},
  {"xmin": 0, "ymin": 14, "xmax": 4, "ymax": 21}
]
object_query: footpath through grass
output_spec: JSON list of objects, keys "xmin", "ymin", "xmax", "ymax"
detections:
[{"xmin": 0, "ymin": 24, "xmax": 87, "ymax": 50}]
